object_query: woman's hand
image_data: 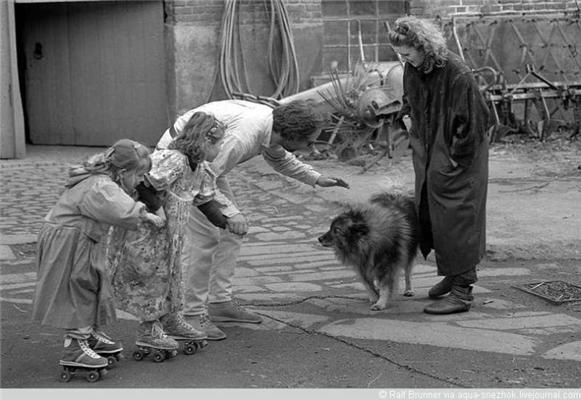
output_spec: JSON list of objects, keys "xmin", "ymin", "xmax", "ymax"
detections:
[
  {"xmin": 226, "ymin": 213, "xmax": 248, "ymax": 236},
  {"xmin": 316, "ymin": 176, "xmax": 350, "ymax": 189}
]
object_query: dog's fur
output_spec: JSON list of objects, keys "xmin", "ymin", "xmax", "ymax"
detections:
[{"xmin": 318, "ymin": 192, "xmax": 419, "ymax": 310}]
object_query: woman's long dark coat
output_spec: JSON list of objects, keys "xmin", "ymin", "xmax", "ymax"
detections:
[{"xmin": 401, "ymin": 52, "xmax": 490, "ymax": 276}]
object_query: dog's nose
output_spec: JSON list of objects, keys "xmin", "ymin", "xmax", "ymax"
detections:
[{"xmin": 317, "ymin": 236, "xmax": 323, "ymax": 243}]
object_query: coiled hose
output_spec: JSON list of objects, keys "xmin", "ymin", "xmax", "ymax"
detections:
[{"xmin": 218, "ymin": 0, "xmax": 300, "ymax": 99}]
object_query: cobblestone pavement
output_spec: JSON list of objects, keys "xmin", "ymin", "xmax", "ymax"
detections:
[{"xmin": 2, "ymin": 147, "xmax": 581, "ymax": 388}]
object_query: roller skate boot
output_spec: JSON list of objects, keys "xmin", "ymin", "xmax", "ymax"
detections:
[
  {"xmin": 161, "ymin": 312, "xmax": 208, "ymax": 355},
  {"xmin": 58, "ymin": 335, "xmax": 108, "ymax": 383},
  {"xmin": 133, "ymin": 320, "xmax": 179, "ymax": 363},
  {"xmin": 88, "ymin": 329, "xmax": 124, "ymax": 368}
]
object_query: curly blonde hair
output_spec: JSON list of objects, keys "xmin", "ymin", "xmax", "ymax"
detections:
[
  {"xmin": 388, "ymin": 16, "xmax": 447, "ymax": 73},
  {"xmin": 168, "ymin": 111, "xmax": 225, "ymax": 168}
]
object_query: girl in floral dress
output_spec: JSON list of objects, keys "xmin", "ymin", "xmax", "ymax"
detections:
[{"xmin": 107, "ymin": 112, "xmax": 229, "ymax": 354}]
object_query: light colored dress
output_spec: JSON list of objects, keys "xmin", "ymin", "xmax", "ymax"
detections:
[
  {"xmin": 32, "ymin": 173, "xmax": 146, "ymax": 329},
  {"xmin": 107, "ymin": 149, "xmax": 217, "ymax": 321}
]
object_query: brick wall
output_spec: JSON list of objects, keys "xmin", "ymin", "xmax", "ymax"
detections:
[
  {"xmin": 409, "ymin": 0, "xmax": 580, "ymax": 18},
  {"xmin": 164, "ymin": 0, "xmax": 321, "ymax": 25}
]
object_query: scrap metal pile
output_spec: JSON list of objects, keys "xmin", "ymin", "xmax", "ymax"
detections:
[
  {"xmin": 446, "ymin": 11, "xmax": 581, "ymax": 142},
  {"xmin": 280, "ymin": 61, "xmax": 405, "ymax": 166}
]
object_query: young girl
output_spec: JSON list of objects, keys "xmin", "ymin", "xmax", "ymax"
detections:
[
  {"xmin": 32, "ymin": 139, "xmax": 163, "ymax": 372},
  {"xmin": 107, "ymin": 112, "xmax": 230, "ymax": 356}
]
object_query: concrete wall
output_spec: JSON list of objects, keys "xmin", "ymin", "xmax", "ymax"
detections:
[
  {"xmin": 410, "ymin": 0, "xmax": 580, "ymax": 18},
  {"xmin": 164, "ymin": 0, "xmax": 323, "ymax": 118},
  {"xmin": 0, "ymin": 0, "xmax": 25, "ymax": 159}
]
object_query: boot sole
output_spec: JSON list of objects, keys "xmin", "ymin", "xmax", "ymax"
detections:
[
  {"xmin": 135, "ymin": 341, "xmax": 178, "ymax": 350},
  {"xmin": 428, "ymin": 291, "xmax": 451, "ymax": 299},
  {"xmin": 209, "ymin": 316, "xmax": 262, "ymax": 324},
  {"xmin": 168, "ymin": 335, "xmax": 208, "ymax": 341},
  {"xmin": 92, "ymin": 349, "xmax": 124, "ymax": 354},
  {"xmin": 60, "ymin": 360, "xmax": 108, "ymax": 369},
  {"xmin": 423, "ymin": 305, "xmax": 471, "ymax": 315},
  {"xmin": 205, "ymin": 333, "xmax": 227, "ymax": 341}
]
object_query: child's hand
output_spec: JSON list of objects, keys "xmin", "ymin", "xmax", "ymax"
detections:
[
  {"xmin": 316, "ymin": 176, "xmax": 350, "ymax": 189},
  {"xmin": 226, "ymin": 213, "xmax": 248, "ymax": 236},
  {"xmin": 155, "ymin": 207, "xmax": 167, "ymax": 225},
  {"xmin": 144, "ymin": 212, "xmax": 165, "ymax": 228}
]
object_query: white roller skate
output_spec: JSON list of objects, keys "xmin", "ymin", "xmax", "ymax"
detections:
[
  {"xmin": 161, "ymin": 312, "xmax": 208, "ymax": 355},
  {"xmin": 133, "ymin": 320, "xmax": 179, "ymax": 363},
  {"xmin": 59, "ymin": 335, "xmax": 108, "ymax": 383},
  {"xmin": 88, "ymin": 329, "xmax": 124, "ymax": 368}
]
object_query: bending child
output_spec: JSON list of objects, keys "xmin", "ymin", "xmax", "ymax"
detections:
[
  {"xmin": 107, "ymin": 112, "xmax": 230, "ymax": 356},
  {"xmin": 32, "ymin": 139, "xmax": 163, "ymax": 374}
]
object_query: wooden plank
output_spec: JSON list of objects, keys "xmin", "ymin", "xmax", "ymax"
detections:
[{"xmin": 25, "ymin": 3, "xmax": 74, "ymax": 144}]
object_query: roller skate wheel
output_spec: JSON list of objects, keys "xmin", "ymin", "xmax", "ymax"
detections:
[
  {"xmin": 86, "ymin": 370, "xmax": 100, "ymax": 383},
  {"xmin": 59, "ymin": 370, "xmax": 73, "ymax": 382},
  {"xmin": 169, "ymin": 349, "xmax": 178, "ymax": 358},
  {"xmin": 184, "ymin": 344, "xmax": 196, "ymax": 355},
  {"xmin": 152, "ymin": 351, "xmax": 165, "ymax": 363},
  {"xmin": 133, "ymin": 350, "xmax": 144, "ymax": 361},
  {"xmin": 106, "ymin": 356, "xmax": 116, "ymax": 367}
]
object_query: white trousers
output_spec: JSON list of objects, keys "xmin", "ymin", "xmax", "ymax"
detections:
[{"xmin": 182, "ymin": 177, "xmax": 242, "ymax": 317}]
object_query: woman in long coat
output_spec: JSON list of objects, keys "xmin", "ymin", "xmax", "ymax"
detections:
[{"xmin": 388, "ymin": 16, "xmax": 491, "ymax": 314}]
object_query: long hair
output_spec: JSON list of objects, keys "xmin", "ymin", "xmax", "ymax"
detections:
[
  {"xmin": 273, "ymin": 100, "xmax": 328, "ymax": 141},
  {"xmin": 388, "ymin": 16, "xmax": 447, "ymax": 73},
  {"xmin": 168, "ymin": 111, "xmax": 225, "ymax": 169}
]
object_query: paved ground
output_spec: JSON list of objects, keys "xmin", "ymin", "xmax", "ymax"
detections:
[{"xmin": 1, "ymin": 143, "xmax": 580, "ymax": 389}]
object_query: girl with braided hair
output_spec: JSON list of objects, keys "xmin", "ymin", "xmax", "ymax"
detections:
[{"xmin": 32, "ymin": 139, "xmax": 163, "ymax": 374}]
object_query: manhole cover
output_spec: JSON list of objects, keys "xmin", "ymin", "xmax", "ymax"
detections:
[{"xmin": 513, "ymin": 280, "xmax": 581, "ymax": 305}]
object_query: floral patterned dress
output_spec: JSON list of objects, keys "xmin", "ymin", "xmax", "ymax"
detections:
[{"xmin": 106, "ymin": 149, "xmax": 207, "ymax": 321}]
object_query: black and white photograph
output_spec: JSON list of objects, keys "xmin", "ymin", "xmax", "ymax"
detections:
[{"xmin": 1, "ymin": 0, "xmax": 580, "ymax": 396}]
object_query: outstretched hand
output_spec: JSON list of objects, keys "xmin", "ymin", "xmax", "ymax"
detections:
[{"xmin": 316, "ymin": 176, "xmax": 350, "ymax": 189}]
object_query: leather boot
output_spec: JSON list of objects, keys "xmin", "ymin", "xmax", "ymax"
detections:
[
  {"xmin": 428, "ymin": 276, "xmax": 454, "ymax": 298},
  {"xmin": 424, "ymin": 285, "xmax": 473, "ymax": 314}
]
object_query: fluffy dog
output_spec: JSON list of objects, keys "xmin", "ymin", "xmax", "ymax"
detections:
[{"xmin": 318, "ymin": 192, "xmax": 419, "ymax": 310}]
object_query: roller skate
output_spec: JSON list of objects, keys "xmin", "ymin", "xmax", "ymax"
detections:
[
  {"xmin": 161, "ymin": 312, "xmax": 208, "ymax": 355},
  {"xmin": 88, "ymin": 329, "xmax": 124, "ymax": 368},
  {"xmin": 58, "ymin": 335, "xmax": 108, "ymax": 383},
  {"xmin": 133, "ymin": 320, "xmax": 179, "ymax": 363}
]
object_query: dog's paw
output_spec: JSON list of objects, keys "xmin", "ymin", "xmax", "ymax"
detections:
[
  {"xmin": 403, "ymin": 290, "xmax": 414, "ymax": 297},
  {"xmin": 369, "ymin": 302, "xmax": 387, "ymax": 311},
  {"xmin": 368, "ymin": 295, "xmax": 379, "ymax": 304}
]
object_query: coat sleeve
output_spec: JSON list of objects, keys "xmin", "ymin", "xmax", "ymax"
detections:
[
  {"xmin": 449, "ymin": 73, "xmax": 488, "ymax": 168},
  {"xmin": 79, "ymin": 179, "xmax": 146, "ymax": 230},
  {"xmin": 261, "ymin": 145, "xmax": 321, "ymax": 187}
]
